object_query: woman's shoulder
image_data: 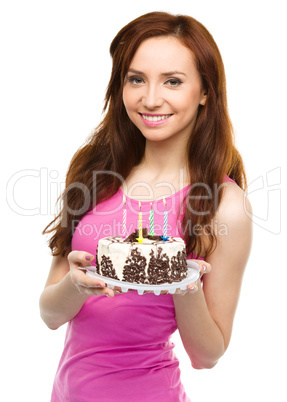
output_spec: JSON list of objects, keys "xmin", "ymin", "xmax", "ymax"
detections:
[{"xmin": 217, "ymin": 180, "xmax": 252, "ymax": 234}]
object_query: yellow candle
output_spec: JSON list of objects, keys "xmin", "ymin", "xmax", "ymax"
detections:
[{"xmin": 137, "ymin": 201, "xmax": 143, "ymax": 243}]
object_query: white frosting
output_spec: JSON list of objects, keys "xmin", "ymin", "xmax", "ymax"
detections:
[{"xmin": 97, "ymin": 235, "xmax": 186, "ymax": 283}]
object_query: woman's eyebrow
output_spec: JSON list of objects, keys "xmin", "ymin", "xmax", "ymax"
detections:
[
  {"xmin": 127, "ymin": 68, "xmax": 186, "ymax": 77},
  {"xmin": 161, "ymin": 71, "xmax": 187, "ymax": 77},
  {"xmin": 127, "ymin": 68, "xmax": 145, "ymax": 75}
]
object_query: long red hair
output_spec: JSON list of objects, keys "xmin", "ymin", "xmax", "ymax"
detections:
[{"xmin": 43, "ymin": 11, "xmax": 246, "ymax": 258}]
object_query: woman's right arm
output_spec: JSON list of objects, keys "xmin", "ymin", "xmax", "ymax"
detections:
[{"xmin": 39, "ymin": 250, "xmax": 115, "ymax": 330}]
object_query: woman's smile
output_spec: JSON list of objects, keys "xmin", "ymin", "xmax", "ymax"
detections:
[{"xmin": 139, "ymin": 113, "xmax": 173, "ymax": 126}]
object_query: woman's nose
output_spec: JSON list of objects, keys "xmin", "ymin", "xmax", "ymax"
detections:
[{"xmin": 141, "ymin": 85, "xmax": 164, "ymax": 109}]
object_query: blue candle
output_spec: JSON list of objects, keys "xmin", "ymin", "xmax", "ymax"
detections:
[
  {"xmin": 149, "ymin": 202, "xmax": 155, "ymax": 236},
  {"xmin": 161, "ymin": 198, "xmax": 169, "ymax": 241}
]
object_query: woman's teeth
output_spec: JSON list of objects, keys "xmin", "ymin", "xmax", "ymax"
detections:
[{"xmin": 141, "ymin": 114, "xmax": 171, "ymax": 121}]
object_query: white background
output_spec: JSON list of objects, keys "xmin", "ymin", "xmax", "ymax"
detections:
[{"xmin": 1, "ymin": 0, "xmax": 286, "ymax": 401}]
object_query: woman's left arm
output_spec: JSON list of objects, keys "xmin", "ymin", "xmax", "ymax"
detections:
[{"xmin": 173, "ymin": 182, "xmax": 252, "ymax": 369}]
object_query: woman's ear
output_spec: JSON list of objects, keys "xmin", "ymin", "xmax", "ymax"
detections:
[{"xmin": 199, "ymin": 91, "xmax": 207, "ymax": 106}]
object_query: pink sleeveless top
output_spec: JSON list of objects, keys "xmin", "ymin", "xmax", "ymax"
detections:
[{"xmin": 51, "ymin": 177, "xmax": 234, "ymax": 401}]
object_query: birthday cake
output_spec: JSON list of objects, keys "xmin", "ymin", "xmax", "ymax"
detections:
[{"xmin": 96, "ymin": 229, "xmax": 188, "ymax": 285}]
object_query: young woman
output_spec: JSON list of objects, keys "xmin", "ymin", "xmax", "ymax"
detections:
[{"xmin": 40, "ymin": 11, "xmax": 252, "ymax": 402}]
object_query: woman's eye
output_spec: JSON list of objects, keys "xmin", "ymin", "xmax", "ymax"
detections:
[
  {"xmin": 128, "ymin": 76, "xmax": 144, "ymax": 85},
  {"xmin": 127, "ymin": 76, "xmax": 182, "ymax": 86},
  {"xmin": 166, "ymin": 79, "xmax": 183, "ymax": 87}
]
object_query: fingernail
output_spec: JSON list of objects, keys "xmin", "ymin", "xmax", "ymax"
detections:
[
  {"xmin": 188, "ymin": 285, "xmax": 198, "ymax": 293},
  {"xmin": 202, "ymin": 265, "xmax": 207, "ymax": 273},
  {"xmin": 85, "ymin": 254, "xmax": 94, "ymax": 261}
]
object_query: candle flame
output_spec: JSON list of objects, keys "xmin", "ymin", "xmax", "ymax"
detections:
[
  {"xmin": 163, "ymin": 197, "xmax": 166, "ymax": 207},
  {"xmin": 123, "ymin": 194, "xmax": 126, "ymax": 204},
  {"xmin": 139, "ymin": 201, "xmax": 141, "ymax": 210}
]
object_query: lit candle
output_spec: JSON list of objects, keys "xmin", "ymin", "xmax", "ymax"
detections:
[
  {"xmin": 122, "ymin": 194, "xmax": 127, "ymax": 238},
  {"xmin": 161, "ymin": 198, "xmax": 169, "ymax": 241},
  {"xmin": 149, "ymin": 202, "xmax": 155, "ymax": 236},
  {"xmin": 137, "ymin": 201, "xmax": 143, "ymax": 243}
]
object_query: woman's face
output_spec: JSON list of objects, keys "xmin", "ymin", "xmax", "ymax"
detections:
[{"xmin": 123, "ymin": 36, "xmax": 206, "ymax": 144}]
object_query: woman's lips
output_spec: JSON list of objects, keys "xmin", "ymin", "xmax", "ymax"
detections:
[{"xmin": 139, "ymin": 113, "xmax": 173, "ymax": 127}]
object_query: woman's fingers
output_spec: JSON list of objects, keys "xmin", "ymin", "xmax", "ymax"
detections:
[
  {"xmin": 186, "ymin": 260, "xmax": 212, "ymax": 294},
  {"xmin": 187, "ymin": 283, "xmax": 199, "ymax": 294},
  {"xmin": 74, "ymin": 272, "xmax": 115, "ymax": 297},
  {"xmin": 72, "ymin": 269, "xmax": 104, "ymax": 288},
  {"xmin": 76, "ymin": 283, "xmax": 115, "ymax": 297},
  {"xmin": 68, "ymin": 250, "xmax": 115, "ymax": 297},
  {"xmin": 160, "ymin": 290, "xmax": 169, "ymax": 295},
  {"xmin": 68, "ymin": 250, "xmax": 94, "ymax": 267},
  {"xmin": 195, "ymin": 260, "xmax": 211, "ymax": 278}
]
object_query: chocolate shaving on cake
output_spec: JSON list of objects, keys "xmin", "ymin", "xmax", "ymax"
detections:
[
  {"xmin": 135, "ymin": 228, "xmax": 148, "ymax": 237},
  {"xmin": 122, "ymin": 247, "xmax": 147, "ymax": 283},
  {"xmin": 170, "ymin": 250, "xmax": 188, "ymax": 282},
  {"xmin": 147, "ymin": 235, "xmax": 162, "ymax": 241},
  {"xmin": 100, "ymin": 255, "xmax": 119, "ymax": 280},
  {"xmin": 123, "ymin": 232, "xmax": 137, "ymax": 242},
  {"xmin": 124, "ymin": 228, "xmax": 151, "ymax": 242},
  {"xmin": 95, "ymin": 245, "xmax": 100, "ymax": 274},
  {"xmin": 147, "ymin": 247, "xmax": 172, "ymax": 284}
]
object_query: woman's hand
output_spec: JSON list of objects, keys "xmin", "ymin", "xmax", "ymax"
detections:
[
  {"xmin": 173, "ymin": 260, "xmax": 212, "ymax": 296},
  {"xmin": 68, "ymin": 250, "xmax": 115, "ymax": 298},
  {"xmin": 186, "ymin": 260, "xmax": 212, "ymax": 293},
  {"xmin": 157, "ymin": 260, "xmax": 211, "ymax": 296}
]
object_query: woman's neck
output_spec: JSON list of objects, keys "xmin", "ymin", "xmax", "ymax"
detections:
[
  {"xmin": 140, "ymin": 139, "xmax": 189, "ymax": 179},
  {"xmin": 123, "ymin": 138, "xmax": 191, "ymax": 200}
]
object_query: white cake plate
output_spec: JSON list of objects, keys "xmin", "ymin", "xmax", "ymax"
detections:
[{"xmin": 83, "ymin": 260, "xmax": 200, "ymax": 296}]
